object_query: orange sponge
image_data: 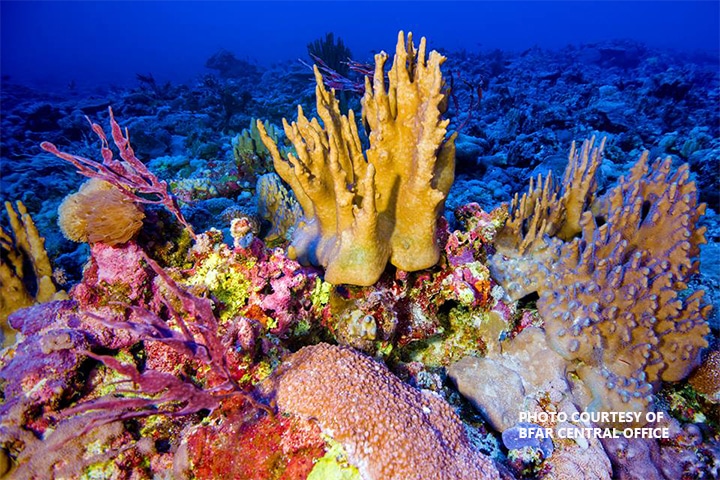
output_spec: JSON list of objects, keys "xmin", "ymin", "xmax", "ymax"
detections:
[{"xmin": 58, "ymin": 178, "xmax": 144, "ymax": 246}]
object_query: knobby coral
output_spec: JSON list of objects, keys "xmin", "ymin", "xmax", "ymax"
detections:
[
  {"xmin": 490, "ymin": 137, "xmax": 710, "ymax": 423},
  {"xmin": 265, "ymin": 343, "xmax": 500, "ymax": 480},
  {"xmin": 258, "ymin": 31, "xmax": 456, "ymax": 286}
]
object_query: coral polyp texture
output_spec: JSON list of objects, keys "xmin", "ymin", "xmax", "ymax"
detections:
[
  {"xmin": 258, "ymin": 31, "xmax": 456, "ymax": 286},
  {"xmin": 490, "ymin": 137, "xmax": 710, "ymax": 423},
  {"xmin": 265, "ymin": 343, "xmax": 500, "ymax": 480}
]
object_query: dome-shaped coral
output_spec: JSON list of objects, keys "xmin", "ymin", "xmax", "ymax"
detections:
[{"xmin": 58, "ymin": 178, "xmax": 144, "ymax": 246}]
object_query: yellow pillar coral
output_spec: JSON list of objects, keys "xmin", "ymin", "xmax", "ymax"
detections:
[
  {"xmin": 1, "ymin": 201, "xmax": 66, "ymax": 345},
  {"xmin": 258, "ymin": 31, "xmax": 455, "ymax": 286}
]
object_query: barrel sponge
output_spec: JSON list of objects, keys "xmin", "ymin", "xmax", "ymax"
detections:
[
  {"xmin": 58, "ymin": 178, "xmax": 144, "ymax": 246},
  {"xmin": 265, "ymin": 343, "xmax": 500, "ymax": 480}
]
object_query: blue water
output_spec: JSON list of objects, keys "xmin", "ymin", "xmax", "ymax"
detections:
[{"xmin": 2, "ymin": 1, "xmax": 718, "ymax": 91}]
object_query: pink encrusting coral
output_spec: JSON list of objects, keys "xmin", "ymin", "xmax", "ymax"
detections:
[{"xmin": 266, "ymin": 343, "xmax": 501, "ymax": 480}]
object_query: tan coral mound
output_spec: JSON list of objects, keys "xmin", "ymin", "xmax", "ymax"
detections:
[
  {"xmin": 58, "ymin": 178, "xmax": 144, "ymax": 246},
  {"xmin": 266, "ymin": 343, "xmax": 499, "ymax": 480}
]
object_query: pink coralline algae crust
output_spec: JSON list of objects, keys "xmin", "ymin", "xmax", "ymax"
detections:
[
  {"xmin": 266, "ymin": 343, "xmax": 501, "ymax": 480},
  {"xmin": 1, "ymin": 301, "xmax": 88, "ymax": 436},
  {"xmin": 71, "ymin": 242, "xmax": 153, "ymax": 310}
]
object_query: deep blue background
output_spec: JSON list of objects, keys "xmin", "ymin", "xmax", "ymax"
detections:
[{"xmin": 2, "ymin": 1, "xmax": 719, "ymax": 90}]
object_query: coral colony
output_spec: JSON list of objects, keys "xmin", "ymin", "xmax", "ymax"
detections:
[{"xmin": 1, "ymin": 31, "xmax": 718, "ymax": 479}]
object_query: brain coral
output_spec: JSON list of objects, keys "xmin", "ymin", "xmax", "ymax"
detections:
[
  {"xmin": 58, "ymin": 178, "xmax": 144, "ymax": 246},
  {"xmin": 265, "ymin": 343, "xmax": 499, "ymax": 480}
]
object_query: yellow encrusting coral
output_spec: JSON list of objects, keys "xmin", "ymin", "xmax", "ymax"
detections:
[
  {"xmin": 1, "ymin": 201, "xmax": 66, "ymax": 345},
  {"xmin": 58, "ymin": 178, "xmax": 145, "ymax": 246},
  {"xmin": 256, "ymin": 172, "xmax": 302, "ymax": 244},
  {"xmin": 258, "ymin": 31, "xmax": 455, "ymax": 286}
]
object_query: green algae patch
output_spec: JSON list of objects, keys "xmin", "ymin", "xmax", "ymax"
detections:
[
  {"xmin": 185, "ymin": 251, "xmax": 253, "ymax": 321},
  {"xmin": 310, "ymin": 278, "xmax": 332, "ymax": 309},
  {"xmin": 308, "ymin": 440, "xmax": 360, "ymax": 480}
]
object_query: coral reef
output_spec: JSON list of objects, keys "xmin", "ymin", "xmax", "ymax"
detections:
[
  {"xmin": 0, "ymin": 27, "xmax": 718, "ymax": 480},
  {"xmin": 258, "ymin": 31, "xmax": 456, "ymax": 285}
]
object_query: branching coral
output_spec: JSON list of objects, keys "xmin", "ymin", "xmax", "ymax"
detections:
[
  {"xmin": 491, "ymin": 137, "xmax": 604, "ymax": 300},
  {"xmin": 490, "ymin": 137, "xmax": 710, "ymax": 423},
  {"xmin": 0, "ymin": 201, "xmax": 65, "ymax": 344},
  {"xmin": 41, "ymin": 107, "xmax": 195, "ymax": 238},
  {"xmin": 258, "ymin": 31, "xmax": 456, "ymax": 286}
]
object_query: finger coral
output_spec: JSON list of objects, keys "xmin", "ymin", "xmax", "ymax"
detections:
[
  {"xmin": 490, "ymin": 137, "xmax": 711, "ymax": 425},
  {"xmin": 0, "ymin": 201, "xmax": 65, "ymax": 345},
  {"xmin": 58, "ymin": 178, "xmax": 145, "ymax": 246},
  {"xmin": 491, "ymin": 137, "xmax": 604, "ymax": 300},
  {"xmin": 265, "ymin": 343, "xmax": 500, "ymax": 480},
  {"xmin": 258, "ymin": 31, "xmax": 456, "ymax": 286}
]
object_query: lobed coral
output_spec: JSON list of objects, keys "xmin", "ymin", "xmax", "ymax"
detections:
[
  {"xmin": 58, "ymin": 178, "xmax": 145, "ymax": 246},
  {"xmin": 490, "ymin": 137, "xmax": 710, "ymax": 424},
  {"xmin": 265, "ymin": 343, "xmax": 500, "ymax": 480},
  {"xmin": 258, "ymin": 31, "xmax": 456, "ymax": 286}
]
